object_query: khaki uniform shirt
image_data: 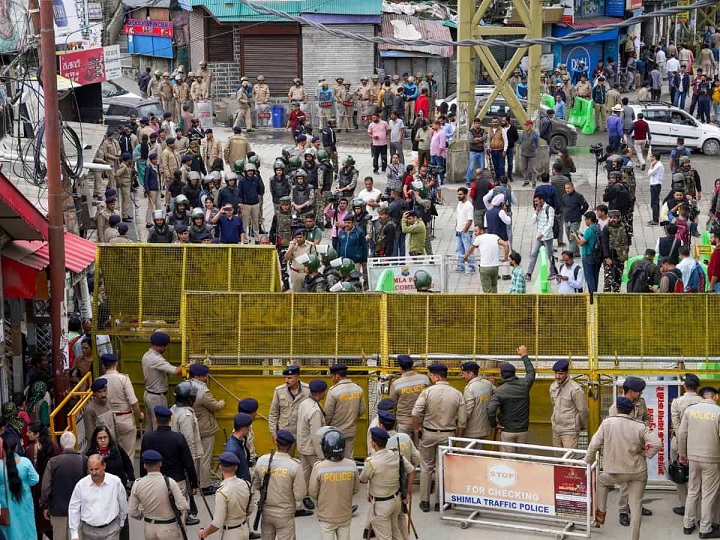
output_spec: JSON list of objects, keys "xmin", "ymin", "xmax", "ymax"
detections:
[
  {"xmin": 103, "ymin": 369, "xmax": 138, "ymax": 413},
  {"xmin": 575, "ymin": 81, "xmax": 591, "ymax": 98},
  {"xmin": 148, "ymin": 77, "xmax": 161, "ymax": 98},
  {"xmin": 199, "ymin": 69, "xmax": 213, "ymax": 98},
  {"xmin": 116, "ymin": 162, "xmax": 133, "ymax": 186},
  {"xmin": 606, "ymin": 88, "xmax": 622, "ymax": 111},
  {"xmin": 175, "ymin": 82, "xmax": 190, "ymax": 102},
  {"xmin": 100, "ymin": 138, "xmax": 120, "ymax": 166},
  {"xmin": 678, "ymin": 399, "xmax": 720, "ymax": 463},
  {"xmin": 108, "ymin": 236, "xmax": 133, "ymax": 244},
  {"xmin": 212, "ymin": 476, "xmax": 251, "ymax": 529},
  {"xmin": 388, "ymin": 371, "xmax": 430, "ymax": 425},
  {"xmin": 369, "ymin": 82, "xmax": 381, "ymax": 102},
  {"xmin": 358, "ymin": 447, "xmax": 413, "ymax": 498},
  {"xmin": 332, "ymin": 83, "xmax": 345, "ymax": 99},
  {"xmin": 203, "ymin": 138, "xmax": 223, "ymax": 165},
  {"xmin": 96, "ymin": 207, "xmax": 117, "ymax": 243},
  {"xmin": 463, "ymin": 376, "xmax": 494, "ymax": 438},
  {"xmin": 288, "ymin": 86, "xmax": 306, "ymax": 102},
  {"xmin": 325, "ymin": 378, "xmax": 365, "ymax": 439},
  {"xmin": 128, "ymin": 471, "xmax": 188, "ymax": 520},
  {"xmin": 387, "ymin": 431, "xmax": 421, "ymax": 466},
  {"xmin": 671, "ymin": 391, "xmax": 702, "ymax": 433},
  {"xmin": 160, "ymin": 147, "xmax": 180, "ymax": 180},
  {"xmin": 268, "ymin": 382, "xmax": 310, "ymax": 435},
  {"xmin": 170, "ymin": 405, "xmax": 203, "ymax": 460},
  {"xmin": 191, "ymin": 379, "xmax": 224, "ymax": 438},
  {"xmin": 224, "ymin": 136, "xmax": 251, "ymax": 165},
  {"xmin": 84, "ymin": 398, "xmax": 116, "ymax": 441},
  {"xmin": 296, "ymin": 398, "xmax": 325, "ymax": 460},
  {"xmin": 308, "ymin": 458, "xmax": 359, "ymax": 525},
  {"xmin": 550, "ymin": 378, "xmax": 588, "ymax": 435},
  {"xmin": 190, "ymin": 81, "xmax": 202, "ymax": 102},
  {"xmin": 356, "ymin": 84, "xmax": 372, "ymax": 102},
  {"xmin": 175, "ymin": 137, "xmax": 189, "ymax": 155},
  {"xmin": 585, "ymin": 414, "xmax": 661, "ymax": 473},
  {"xmin": 609, "ymin": 396, "xmax": 650, "ymax": 426},
  {"xmin": 253, "ymin": 84, "xmax": 270, "ymax": 103},
  {"xmin": 252, "ymin": 451, "xmax": 305, "ymax": 515},
  {"xmin": 158, "ymin": 81, "xmax": 174, "ymax": 100},
  {"xmin": 236, "ymin": 89, "xmax": 250, "ymax": 108},
  {"xmin": 105, "ymin": 228, "xmax": 119, "ymax": 242},
  {"xmin": 411, "ymin": 381, "xmax": 467, "ymax": 431},
  {"xmin": 139, "ymin": 125, "xmax": 155, "ymax": 141},
  {"xmin": 142, "ymin": 349, "xmax": 176, "ymax": 394}
]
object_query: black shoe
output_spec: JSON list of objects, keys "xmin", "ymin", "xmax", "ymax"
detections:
[
  {"xmin": 641, "ymin": 507, "xmax": 652, "ymax": 516},
  {"xmin": 641, "ymin": 164, "xmax": 646, "ymax": 171},
  {"xmin": 294, "ymin": 509, "xmax": 313, "ymax": 517},
  {"xmin": 185, "ymin": 516, "xmax": 200, "ymax": 526},
  {"xmin": 434, "ymin": 503, "xmax": 441, "ymax": 511},
  {"xmin": 619, "ymin": 513, "xmax": 630, "ymax": 526},
  {"xmin": 202, "ymin": 486, "xmax": 217, "ymax": 496},
  {"xmin": 373, "ymin": 170, "xmax": 379, "ymax": 174},
  {"xmin": 522, "ymin": 181, "xmax": 530, "ymax": 187},
  {"xmin": 673, "ymin": 506, "xmax": 685, "ymax": 516},
  {"xmin": 249, "ymin": 532, "xmax": 261, "ymax": 540},
  {"xmin": 303, "ymin": 496, "xmax": 315, "ymax": 510},
  {"xmin": 684, "ymin": 525, "xmax": 696, "ymax": 535},
  {"xmin": 700, "ymin": 529, "xmax": 720, "ymax": 539},
  {"xmin": 259, "ymin": 226, "xmax": 267, "ymax": 235},
  {"xmin": 123, "ymin": 217, "xmax": 133, "ymax": 222},
  {"xmin": 420, "ymin": 501, "xmax": 430, "ymax": 513}
]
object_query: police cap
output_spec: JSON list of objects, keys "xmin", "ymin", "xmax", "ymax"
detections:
[
  {"xmin": 377, "ymin": 398, "xmax": 396, "ymax": 411},
  {"xmin": 369, "ymin": 427, "xmax": 389, "ymax": 442},
  {"xmin": 218, "ymin": 452, "xmax": 241, "ymax": 466},
  {"xmin": 607, "ymin": 209, "xmax": 621, "ymax": 217},
  {"xmin": 624, "ymin": 376, "xmax": 646, "ymax": 392},
  {"xmin": 105, "ymin": 197, "xmax": 116, "ymax": 204},
  {"xmin": 189, "ymin": 363, "xmax": 209, "ymax": 376},
  {"xmin": 276, "ymin": 429, "xmax": 295, "ymax": 445},
  {"xmin": 329, "ymin": 364, "xmax": 348, "ymax": 375},
  {"xmin": 233, "ymin": 413, "xmax": 253, "ymax": 428},
  {"xmin": 309, "ymin": 379, "xmax": 328, "ymax": 393},
  {"xmin": 282, "ymin": 364, "xmax": 301, "ymax": 376},
  {"xmin": 101, "ymin": 353, "xmax": 119, "ymax": 366},
  {"xmin": 427, "ymin": 363, "xmax": 448, "ymax": 375},
  {"xmin": 460, "ymin": 361, "xmax": 479, "ymax": 373},
  {"xmin": 500, "ymin": 363, "xmax": 516, "ymax": 375},
  {"xmin": 118, "ymin": 223, "xmax": 129, "ymax": 234},
  {"xmin": 166, "ymin": 137, "xmax": 176, "ymax": 144},
  {"xmin": 154, "ymin": 406, "xmax": 172, "ymax": 418},
  {"xmin": 238, "ymin": 398, "xmax": 259, "ymax": 413},
  {"xmin": 397, "ymin": 354, "xmax": 413, "ymax": 367},
  {"xmin": 378, "ymin": 410, "xmax": 396, "ymax": 424},
  {"xmin": 142, "ymin": 449, "xmax": 163, "ymax": 463},
  {"xmin": 552, "ymin": 360, "xmax": 570, "ymax": 372},
  {"xmin": 150, "ymin": 332, "xmax": 171, "ymax": 346},
  {"xmin": 175, "ymin": 224, "xmax": 188, "ymax": 234},
  {"xmin": 91, "ymin": 378, "xmax": 107, "ymax": 392},
  {"xmin": 616, "ymin": 396, "xmax": 634, "ymax": 411}
]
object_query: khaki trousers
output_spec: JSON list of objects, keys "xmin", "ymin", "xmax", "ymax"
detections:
[
  {"xmin": 143, "ymin": 521, "xmax": 185, "ymax": 540},
  {"xmin": 220, "ymin": 523, "xmax": 249, "ymax": 540},
  {"xmin": 419, "ymin": 430, "xmax": 449, "ymax": 503},
  {"xmin": 552, "ymin": 431, "xmax": 579, "ymax": 450},
  {"xmin": 397, "ymin": 422, "xmax": 416, "ymax": 447},
  {"xmin": 114, "ymin": 412, "xmax": 137, "ymax": 459},
  {"xmin": 117, "ymin": 180, "xmax": 133, "ymax": 219},
  {"xmin": 240, "ymin": 203, "xmax": 260, "ymax": 238},
  {"xmin": 499, "ymin": 431, "xmax": 528, "ymax": 453},
  {"xmin": 234, "ymin": 106, "xmax": 252, "ymax": 129},
  {"xmin": 670, "ymin": 435, "xmax": 688, "ymax": 506},
  {"xmin": 259, "ymin": 510, "xmax": 295, "ymax": 540},
  {"xmin": 342, "ymin": 436, "xmax": 355, "ymax": 460},
  {"xmin": 93, "ymin": 171, "xmax": 106, "ymax": 197},
  {"xmin": 50, "ymin": 515, "xmax": 70, "ymax": 540},
  {"xmin": 319, "ymin": 519, "xmax": 351, "ymax": 540},
  {"xmin": 597, "ymin": 471, "xmax": 647, "ymax": 540},
  {"xmin": 289, "ymin": 268, "xmax": 306, "ymax": 292},
  {"xmin": 299, "ymin": 453, "xmax": 318, "ymax": 491},
  {"xmin": 199, "ymin": 434, "xmax": 215, "ymax": 488},
  {"xmin": 145, "ymin": 191, "xmax": 160, "ymax": 226},
  {"xmin": 594, "ymin": 103, "xmax": 607, "ymax": 132},
  {"xmin": 370, "ymin": 496, "xmax": 402, "ymax": 540},
  {"xmin": 684, "ymin": 460, "xmax": 720, "ymax": 534},
  {"xmin": 144, "ymin": 391, "xmax": 167, "ymax": 432}
]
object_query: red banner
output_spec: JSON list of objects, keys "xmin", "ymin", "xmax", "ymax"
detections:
[
  {"xmin": 123, "ymin": 19, "xmax": 173, "ymax": 38},
  {"xmin": 59, "ymin": 48, "xmax": 106, "ymax": 86}
]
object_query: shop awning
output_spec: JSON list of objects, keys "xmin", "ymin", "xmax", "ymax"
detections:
[
  {"xmin": 552, "ymin": 17, "xmax": 621, "ymax": 44},
  {"xmin": 379, "ymin": 14, "xmax": 454, "ymax": 58},
  {"xmin": 0, "ymin": 171, "xmax": 48, "ymax": 241}
]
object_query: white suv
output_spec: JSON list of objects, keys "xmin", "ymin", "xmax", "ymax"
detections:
[{"xmin": 628, "ymin": 103, "xmax": 720, "ymax": 156}]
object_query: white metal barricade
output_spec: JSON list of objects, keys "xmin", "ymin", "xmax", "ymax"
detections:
[
  {"xmin": 438, "ymin": 437, "xmax": 596, "ymax": 539},
  {"xmin": 367, "ymin": 255, "xmax": 448, "ymax": 292}
]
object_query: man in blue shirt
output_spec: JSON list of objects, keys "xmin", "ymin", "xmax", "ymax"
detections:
[
  {"xmin": 238, "ymin": 163, "xmax": 265, "ymax": 238},
  {"xmin": 403, "ymin": 76, "xmax": 419, "ymax": 126},
  {"xmin": 212, "ymin": 204, "xmax": 246, "ymax": 244},
  {"xmin": 515, "ymin": 76, "xmax": 528, "ymax": 99},
  {"xmin": 607, "ymin": 104, "xmax": 624, "ymax": 152},
  {"xmin": 223, "ymin": 413, "xmax": 252, "ymax": 481},
  {"xmin": 571, "ymin": 210, "xmax": 601, "ymax": 294}
]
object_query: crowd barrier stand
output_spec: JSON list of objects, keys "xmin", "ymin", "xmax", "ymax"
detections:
[{"xmin": 439, "ymin": 437, "xmax": 594, "ymax": 539}]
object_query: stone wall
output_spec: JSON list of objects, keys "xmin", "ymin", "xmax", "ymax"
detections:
[{"xmin": 209, "ymin": 62, "xmax": 242, "ymax": 100}]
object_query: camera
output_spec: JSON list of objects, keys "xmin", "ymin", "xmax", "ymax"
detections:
[{"xmin": 326, "ymin": 192, "xmax": 339, "ymax": 205}]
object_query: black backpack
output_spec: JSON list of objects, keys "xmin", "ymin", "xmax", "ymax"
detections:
[
  {"xmin": 591, "ymin": 227, "xmax": 603, "ymax": 264},
  {"xmin": 627, "ymin": 259, "xmax": 652, "ymax": 293}
]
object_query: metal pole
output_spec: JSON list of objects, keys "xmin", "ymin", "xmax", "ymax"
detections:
[{"xmin": 40, "ymin": 0, "xmax": 68, "ymax": 399}]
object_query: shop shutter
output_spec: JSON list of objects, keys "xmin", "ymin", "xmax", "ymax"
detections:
[
  {"xmin": 242, "ymin": 35, "xmax": 300, "ymax": 97},
  {"xmin": 205, "ymin": 18, "xmax": 234, "ymax": 63}
]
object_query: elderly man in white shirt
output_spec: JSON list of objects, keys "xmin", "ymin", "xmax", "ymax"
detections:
[
  {"xmin": 555, "ymin": 251, "xmax": 585, "ymax": 293},
  {"xmin": 68, "ymin": 454, "xmax": 128, "ymax": 540}
]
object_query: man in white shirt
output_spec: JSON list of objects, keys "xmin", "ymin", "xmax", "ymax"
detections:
[
  {"xmin": 464, "ymin": 225, "xmax": 510, "ymax": 292},
  {"xmin": 676, "ymin": 245, "xmax": 697, "ymax": 286},
  {"xmin": 454, "ymin": 186, "xmax": 476, "ymax": 274},
  {"xmin": 647, "ymin": 153, "xmax": 664, "ymax": 225},
  {"xmin": 68, "ymin": 454, "xmax": 128, "ymax": 540},
  {"xmin": 555, "ymin": 251, "xmax": 585, "ymax": 293},
  {"xmin": 666, "ymin": 55, "xmax": 680, "ymax": 76},
  {"xmin": 526, "ymin": 193, "xmax": 556, "ymax": 280},
  {"xmin": 357, "ymin": 176, "xmax": 383, "ymax": 222},
  {"xmin": 388, "ymin": 111, "xmax": 405, "ymax": 164}
]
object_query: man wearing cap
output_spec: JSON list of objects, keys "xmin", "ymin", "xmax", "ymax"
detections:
[
  {"xmin": 224, "ymin": 413, "xmax": 253, "ymax": 482},
  {"xmin": 585, "ymin": 396, "xmax": 661, "ymax": 540},
  {"xmin": 268, "ymin": 364, "xmax": 311, "ymax": 450},
  {"xmin": 360, "ymin": 427, "xmax": 415, "ymax": 537},
  {"xmin": 238, "ymin": 398, "xmax": 259, "ymax": 465},
  {"xmin": 84, "ymin": 378, "xmax": 117, "ymax": 444},
  {"xmin": 412, "ymin": 363, "xmax": 466, "ymax": 512},
  {"xmin": 96, "ymin": 196, "xmax": 118, "ymax": 243},
  {"xmin": 198, "ymin": 452, "xmax": 251, "ymax": 540},
  {"xmin": 101, "ymin": 353, "xmax": 143, "ymax": 458},
  {"xmin": 98, "ymin": 129, "xmax": 121, "ymax": 193},
  {"xmin": 115, "ymin": 153, "xmax": 134, "ymax": 222},
  {"xmin": 253, "ymin": 75, "xmax": 271, "ymax": 128},
  {"xmin": 669, "ymin": 373, "xmax": 702, "ymax": 515},
  {"xmin": 460, "ymin": 362, "xmax": 494, "ymax": 441},
  {"xmin": 607, "ymin": 103, "xmax": 624, "ymax": 152},
  {"xmin": 487, "ymin": 345, "xmax": 536, "ymax": 453},
  {"xmin": 356, "ymin": 77, "xmax": 373, "ymax": 129},
  {"xmin": 678, "ymin": 386, "xmax": 720, "ymax": 538},
  {"xmin": 367, "ymin": 399, "xmax": 397, "ymax": 456},
  {"xmin": 104, "ymin": 214, "xmax": 122, "ymax": 243},
  {"xmin": 129, "ymin": 450, "xmax": 188, "ymax": 540},
  {"xmin": 142, "ymin": 332, "xmax": 182, "ymax": 432},
  {"xmin": 225, "ymin": 126, "xmax": 252, "ymax": 166},
  {"xmin": 389, "ymin": 355, "xmax": 429, "ymax": 443},
  {"xmin": 600, "ymin": 209, "xmax": 630, "ymax": 293},
  {"xmin": 189, "ymin": 363, "xmax": 226, "ymax": 495},
  {"xmin": 549, "ymin": 360, "xmax": 588, "ymax": 451},
  {"xmin": 325, "ymin": 364, "xmax": 365, "ymax": 459},
  {"xmin": 158, "ymin": 72, "xmax": 175, "ymax": 113},
  {"xmin": 161, "ymin": 137, "xmax": 180, "ymax": 188},
  {"xmin": 202, "ymin": 129, "xmax": 223, "ymax": 167},
  {"xmin": 284, "ymin": 228, "xmax": 316, "ymax": 292},
  {"xmin": 296, "ymin": 379, "xmax": 328, "ymax": 510},
  {"xmin": 252, "ymin": 430, "xmax": 308, "ymax": 537},
  {"xmin": 140, "ymin": 406, "xmax": 199, "ymax": 526},
  {"xmin": 592, "ymin": 76, "xmax": 608, "ymax": 133}
]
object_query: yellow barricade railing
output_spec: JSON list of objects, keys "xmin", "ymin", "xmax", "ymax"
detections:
[{"xmin": 49, "ymin": 372, "xmax": 93, "ymax": 449}]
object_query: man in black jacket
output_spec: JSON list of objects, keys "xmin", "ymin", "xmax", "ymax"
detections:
[
  {"xmin": 562, "ymin": 181, "xmax": 589, "ymax": 257},
  {"xmin": 502, "ymin": 116, "xmax": 519, "ymax": 181},
  {"xmin": 487, "ymin": 345, "xmax": 536, "ymax": 453},
  {"xmin": 321, "ymin": 119, "xmax": 338, "ymax": 172}
]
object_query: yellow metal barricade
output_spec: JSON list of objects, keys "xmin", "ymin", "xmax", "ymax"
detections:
[{"xmin": 49, "ymin": 372, "xmax": 93, "ymax": 449}]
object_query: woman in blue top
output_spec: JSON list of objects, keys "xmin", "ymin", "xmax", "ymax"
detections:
[{"xmin": 0, "ymin": 437, "xmax": 39, "ymax": 540}]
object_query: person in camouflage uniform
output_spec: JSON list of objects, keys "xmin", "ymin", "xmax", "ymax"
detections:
[
  {"xmin": 600, "ymin": 209, "xmax": 629, "ymax": 292},
  {"xmin": 678, "ymin": 155, "xmax": 702, "ymax": 200},
  {"xmin": 316, "ymin": 149, "xmax": 334, "ymax": 228},
  {"xmin": 620, "ymin": 165, "xmax": 636, "ymax": 244}
]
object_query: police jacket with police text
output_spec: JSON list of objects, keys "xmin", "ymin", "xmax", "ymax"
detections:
[
  {"xmin": 486, "ymin": 355, "xmax": 536, "ymax": 433},
  {"xmin": 678, "ymin": 399, "xmax": 720, "ymax": 463}
]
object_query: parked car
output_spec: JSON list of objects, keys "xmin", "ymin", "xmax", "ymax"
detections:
[
  {"xmin": 104, "ymin": 97, "xmax": 164, "ymax": 132},
  {"xmin": 628, "ymin": 102, "xmax": 720, "ymax": 156},
  {"xmin": 435, "ymin": 86, "xmax": 495, "ymax": 112},
  {"xmin": 101, "ymin": 81, "xmax": 141, "ymax": 113}
]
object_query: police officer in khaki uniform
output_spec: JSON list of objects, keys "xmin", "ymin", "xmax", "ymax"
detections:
[
  {"xmin": 252, "ymin": 430, "xmax": 308, "ymax": 540},
  {"xmin": 388, "ymin": 355, "xmax": 429, "ymax": 442},
  {"xmin": 366, "ymin": 399, "xmax": 396, "ymax": 456},
  {"xmin": 359, "ymin": 428, "xmax": 415, "ymax": 540},
  {"xmin": 235, "ymin": 82, "xmax": 253, "ymax": 130},
  {"xmin": 549, "ymin": 360, "xmax": 588, "ymax": 450},
  {"xmin": 309, "ymin": 429, "xmax": 360, "ymax": 540},
  {"xmin": 129, "ymin": 449, "xmax": 188, "ymax": 540},
  {"xmin": 115, "ymin": 153, "xmax": 134, "ymax": 221},
  {"xmin": 460, "ymin": 361, "xmax": 494, "ymax": 440},
  {"xmin": 608, "ymin": 376, "xmax": 652, "ymax": 525},
  {"xmin": 669, "ymin": 373, "xmax": 702, "ymax": 515},
  {"xmin": 161, "ymin": 138, "xmax": 181, "ymax": 187},
  {"xmin": 339, "ymin": 82, "xmax": 354, "ymax": 133},
  {"xmin": 93, "ymin": 132, "xmax": 118, "ymax": 198},
  {"xmin": 158, "ymin": 72, "xmax": 175, "ymax": 114},
  {"xmin": 585, "ymin": 396, "xmax": 661, "ymax": 540},
  {"xmin": 268, "ymin": 365, "xmax": 310, "ymax": 449},
  {"xmin": 296, "ymin": 379, "xmax": 327, "ymax": 511},
  {"xmin": 412, "ymin": 363, "xmax": 466, "ymax": 513},
  {"xmin": 678, "ymin": 386, "xmax": 720, "ymax": 539},
  {"xmin": 325, "ymin": 364, "xmax": 365, "ymax": 459},
  {"xmin": 174, "ymin": 75, "xmax": 191, "ymax": 119},
  {"xmin": 198, "ymin": 452, "xmax": 252, "ymax": 540},
  {"xmin": 198, "ymin": 61, "xmax": 213, "ymax": 101},
  {"xmin": 389, "ymin": 75, "xmax": 401, "ymax": 96},
  {"xmin": 224, "ymin": 126, "xmax": 252, "ymax": 166},
  {"xmin": 83, "ymin": 378, "xmax": 117, "ymax": 443},
  {"xmin": 189, "ymin": 363, "xmax": 226, "ymax": 495},
  {"xmin": 171, "ymin": 382, "xmax": 203, "ymax": 474},
  {"xmin": 253, "ymin": 75, "xmax": 271, "ymax": 128},
  {"xmin": 288, "ymin": 79, "xmax": 307, "ymax": 106},
  {"xmin": 142, "ymin": 332, "xmax": 182, "ymax": 432},
  {"xmin": 356, "ymin": 77, "xmax": 373, "ymax": 129},
  {"xmin": 101, "ymin": 354, "xmax": 143, "ymax": 459},
  {"xmin": 203, "ymin": 130, "xmax": 223, "ymax": 166}
]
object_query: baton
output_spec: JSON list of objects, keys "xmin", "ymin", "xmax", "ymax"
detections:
[{"xmin": 199, "ymin": 487, "xmax": 214, "ymax": 520}]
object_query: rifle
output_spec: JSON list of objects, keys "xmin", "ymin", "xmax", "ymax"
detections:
[
  {"xmin": 253, "ymin": 450, "xmax": 275, "ymax": 531},
  {"xmin": 397, "ymin": 439, "xmax": 419, "ymax": 539},
  {"xmin": 164, "ymin": 476, "xmax": 189, "ymax": 540}
]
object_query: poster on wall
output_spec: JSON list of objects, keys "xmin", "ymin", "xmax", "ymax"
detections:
[
  {"xmin": 0, "ymin": 0, "xmax": 32, "ymax": 53},
  {"xmin": 53, "ymin": 0, "xmax": 83, "ymax": 45}
]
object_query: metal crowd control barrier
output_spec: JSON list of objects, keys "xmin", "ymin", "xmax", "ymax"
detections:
[
  {"xmin": 49, "ymin": 372, "xmax": 93, "ymax": 451},
  {"xmin": 439, "ymin": 437, "xmax": 594, "ymax": 539}
]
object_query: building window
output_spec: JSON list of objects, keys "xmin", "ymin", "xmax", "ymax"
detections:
[
  {"xmin": 205, "ymin": 18, "xmax": 234, "ymax": 62},
  {"xmin": 577, "ymin": 0, "xmax": 605, "ymax": 18}
]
